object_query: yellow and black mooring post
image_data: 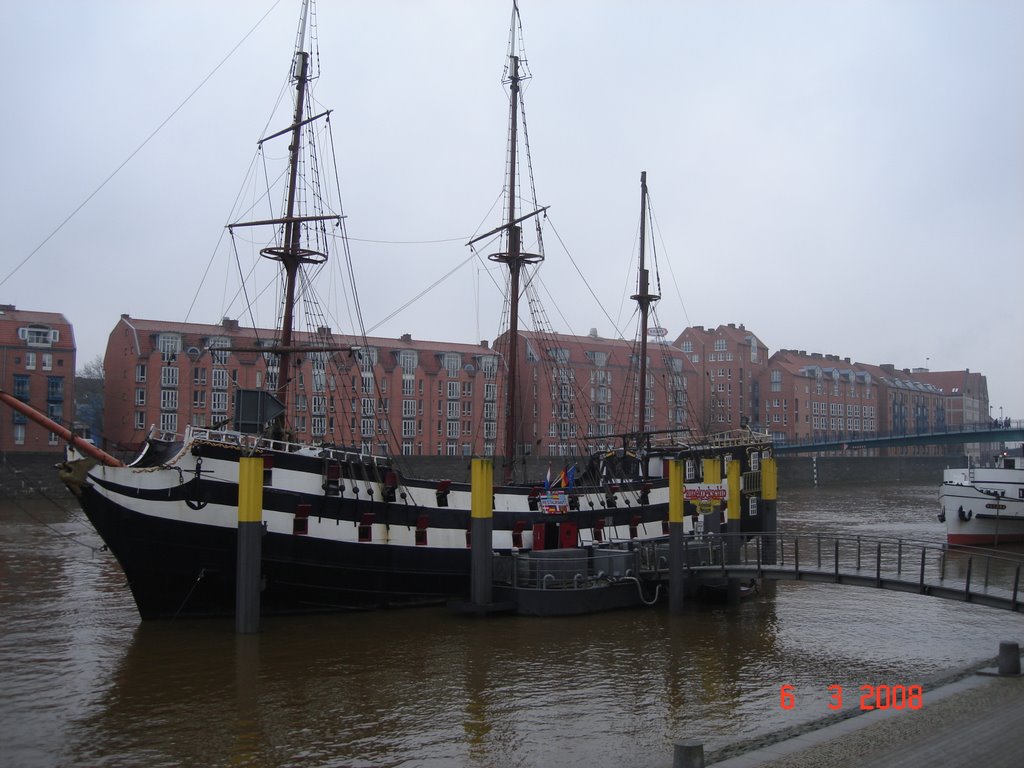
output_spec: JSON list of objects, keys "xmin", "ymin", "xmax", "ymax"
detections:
[
  {"xmin": 668, "ymin": 459, "xmax": 686, "ymax": 614},
  {"xmin": 236, "ymin": 455, "xmax": 264, "ymax": 634},
  {"xmin": 726, "ymin": 458, "xmax": 742, "ymax": 604},
  {"xmin": 761, "ymin": 456, "xmax": 778, "ymax": 564},
  {"xmin": 470, "ymin": 458, "xmax": 494, "ymax": 608}
]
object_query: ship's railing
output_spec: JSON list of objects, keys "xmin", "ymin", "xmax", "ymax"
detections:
[
  {"xmin": 704, "ymin": 428, "xmax": 773, "ymax": 448},
  {"xmin": 673, "ymin": 532, "xmax": 1024, "ymax": 612},
  {"xmin": 184, "ymin": 426, "xmax": 390, "ymax": 467}
]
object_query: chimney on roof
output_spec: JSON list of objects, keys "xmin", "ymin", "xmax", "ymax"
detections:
[
  {"xmin": 480, "ymin": 340, "xmax": 489, "ymax": 349},
  {"xmin": 589, "ymin": 327, "xmax": 599, "ymax": 338},
  {"xmin": 728, "ymin": 322, "xmax": 736, "ymax": 328},
  {"xmin": 317, "ymin": 326, "xmax": 332, "ymax": 336},
  {"xmin": 222, "ymin": 317, "xmax": 239, "ymax": 331},
  {"xmin": 401, "ymin": 333, "xmax": 412, "ymax": 343},
  {"xmin": 881, "ymin": 364, "xmax": 895, "ymax": 374},
  {"xmin": 121, "ymin": 313, "xmax": 130, "ymax": 320},
  {"xmin": 0, "ymin": 304, "xmax": 15, "ymax": 312}
]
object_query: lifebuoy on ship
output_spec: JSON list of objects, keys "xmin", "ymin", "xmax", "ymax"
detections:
[{"xmin": 957, "ymin": 506, "xmax": 973, "ymax": 522}]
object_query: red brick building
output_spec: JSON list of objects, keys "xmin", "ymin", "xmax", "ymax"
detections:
[
  {"xmin": 760, "ymin": 350, "xmax": 954, "ymax": 454},
  {"xmin": 911, "ymin": 369, "xmax": 989, "ymax": 429},
  {"xmin": 674, "ymin": 323, "xmax": 769, "ymax": 433},
  {"xmin": 763, "ymin": 350, "xmax": 881, "ymax": 445},
  {"xmin": 500, "ymin": 329, "xmax": 693, "ymax": 458},
  {"xmin": 0, "ymin": 304, "xmax": 76, "ymax": 453},
  {"xmin": 102, "ymin": 316, "xmax": 695, "ymax": 458},
  {"xmin": 103, "ymin": 315, "xmax": 503, "ymax": 456}
]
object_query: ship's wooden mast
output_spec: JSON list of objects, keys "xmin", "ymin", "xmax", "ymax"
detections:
[
  {"xmin": 275, "ymin": 41, "xmax": 311, "ymax": 398},
  {"xmin": 501, "ymin": 54, "xmax": 524, "ymax": 485},
  {"xmin": 227, "ymin": 0, "xmax": 338, "ymax": 433},
  {"xmin": 631, "ymin": 171, "xmax": 660, "ymax": 443}
]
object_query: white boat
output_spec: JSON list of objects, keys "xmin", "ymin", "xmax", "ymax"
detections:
[{"xmin": 939, "ymin": 451, "xmax": 1024, "ymax": 546}]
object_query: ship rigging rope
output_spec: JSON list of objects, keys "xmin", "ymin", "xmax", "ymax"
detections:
[
  {"xmin": 545, "ymin": 217, "xmax": 622, "ymax": 338},
  {"xmin": 2, "ymin": 0, "xmax": 286, "ymax": 290}
]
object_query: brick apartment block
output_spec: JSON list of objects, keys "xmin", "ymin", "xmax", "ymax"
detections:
[{"xmin": 0, "ymin": 304, "xmax": 76, "ymax": 453}]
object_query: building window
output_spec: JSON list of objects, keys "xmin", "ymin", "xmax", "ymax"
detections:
[
  {"xmin": 161, "ymin": 366, "xmax": 179, "ymax": 387},
  {"xmin": 13, "ymin": 424, "xmax": 25, "ymax": 445},
  {"xmin": 212, "ymin": 368, "xmax": 229, "ymax": 390},
  {"xmin": 160, "ymin": 389, "xmax": 178, "ymax": 410},
  {"xmin": 442, "ymin": 352, "xmax": 461, "ymax": 377},
  {"xmin": 209, "ymin": 337, "xmax": 230, "ymax": 365},
  {"xmin": 159, "ymin": 413, "xmax": 178, "ymax": 432},
  {"xmin": 357, "ymin": 346, "xmax": 378, "ymax": 373},
  {"xmin": 12, "ymin": 375, "xmax": 29, "ymax": 400},
  {"xmin": 211, "ymin": 391, "xmax": 228, "ymax": 413},
  {"xmin": 158, "ymin": 333, "xmax": 182, "ymax": 361},
  {"xmin": 398, "ymin": 350, "xmax": 417, "ymax": 372},
  {"xmin": 479, "ymin": 355, "xmax": 498, "ymax": 379},
  {"xmin": 19, "ymin": 325, "xmax": 58, "ymax": 346},
  {"xmin": 193, "ymin": 390, "xmax": 206, "ymax": 408}
]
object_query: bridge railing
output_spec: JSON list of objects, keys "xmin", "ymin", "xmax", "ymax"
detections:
[
  {"xmin": 772, "ymin": 419, "xmax": 1022, "ymax": 451},
  {"xmin": 676, "ymin": 532, "xmax": 1024, "ymax": 611}
]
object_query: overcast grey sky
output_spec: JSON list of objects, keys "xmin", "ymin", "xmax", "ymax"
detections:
[{"xmin": 3, "ymin": 1, "xmax": 1022, "ymax": 419}]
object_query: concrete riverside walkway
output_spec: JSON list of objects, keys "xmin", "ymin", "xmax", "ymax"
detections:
[{"xmin": 706, "ymin": 665, "xmax": 1024, "ymax": 767}]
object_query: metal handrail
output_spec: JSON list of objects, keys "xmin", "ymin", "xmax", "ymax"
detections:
[{"xmin": 681, "ymin": 532, "xmax": 1024, "ymax": 611}]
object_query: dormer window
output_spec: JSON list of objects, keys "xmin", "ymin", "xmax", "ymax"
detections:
[
  {"xmin": 18, "ymin": 325, "xmax": 58, "ymax": 347},
  {"xmin": 158, "ymin": 333, "xmax": 182, "ymax": 361}
]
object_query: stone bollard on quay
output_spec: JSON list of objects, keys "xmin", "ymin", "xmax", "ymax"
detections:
[
  {"xmin": 998, "ymin": 641, "xmax": 1021, "ymax": 676},
  {"xmin": 673, "ymin": 740, "xmax": 704, "ymax": 768}
]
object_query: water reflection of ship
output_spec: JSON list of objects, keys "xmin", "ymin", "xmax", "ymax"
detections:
[{"xmin": 66, "ymin": 600, "xmax": 785, "ymax": 766}]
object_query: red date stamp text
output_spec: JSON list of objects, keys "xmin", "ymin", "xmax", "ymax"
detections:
[{"xmin": 779, "ymin": 684, "xmax": 923, "ymax": 711}]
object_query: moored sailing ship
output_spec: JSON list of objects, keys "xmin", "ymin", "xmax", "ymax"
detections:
[{"xmin": 3, "ymin": 0, "xmax": 775, "ymax": 619}]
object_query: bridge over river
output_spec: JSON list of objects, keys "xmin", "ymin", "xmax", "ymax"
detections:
[
  {"xmin": 658, "ymin": 532, "xmax": 1024, "ymax": 613},
  {"xmin": 772, "ymin": 420, "xmax": 1024, "ymax": 454}
]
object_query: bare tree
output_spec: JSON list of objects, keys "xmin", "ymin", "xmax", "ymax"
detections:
[{"xmin": 79, "ymin": 355, "xmax": 104, "ymax": 380}]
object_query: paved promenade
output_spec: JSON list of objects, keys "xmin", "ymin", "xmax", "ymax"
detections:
[{"xmin": 707, "ymin": 663, "xmax": 1024, "ymax": 767}]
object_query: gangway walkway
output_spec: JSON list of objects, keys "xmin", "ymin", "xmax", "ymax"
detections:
[{"xmin": 645, "ymin": 533, "xmax": 1024, "ymax": 612}]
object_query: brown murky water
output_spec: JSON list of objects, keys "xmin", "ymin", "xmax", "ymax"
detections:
[{"xmin": 2, "ymin": 485, "xmax": 1022, "ymax": 767}]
